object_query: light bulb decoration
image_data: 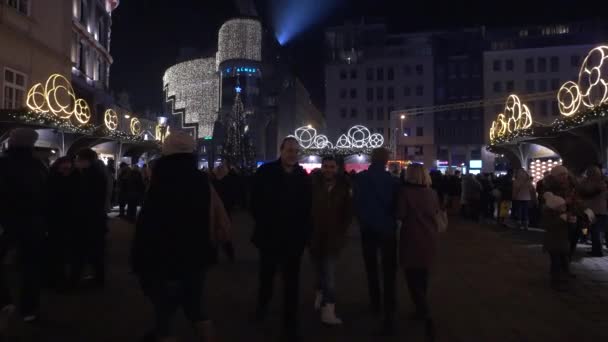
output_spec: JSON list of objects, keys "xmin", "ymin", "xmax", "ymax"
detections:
[
  {"xmin": 104, "ymin": 109, "xmax": 119, "ymax": 131},
  {"xmin": 26, "ymin": 83, "xmax": 47, "ymax": 113},
  {"xmin": 579, "ymin": 46, "xmax": 608, "ymax": 109},
  {"xmin": 292, "ymin": 125, "xmax": 385, "ymax": 154},
  {"xmin": 73, "ymin": 99, "xmax": 91, "ymax": 124},
  {"xmin": 155, "ymin": 124, "xmax": 170, "ymax": 141},
  {"xmin": 557, "ymin": 81, "xmax": 582, "ymax": 116},
  {"xmin": 489, "ymin": 95, "xmax": 533, "ymax": 145},
  {"xmin": 130, "ymin": 117, "xmax": 142, "ymax": 136}
]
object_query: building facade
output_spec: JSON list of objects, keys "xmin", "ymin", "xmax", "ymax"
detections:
[
  {"xmin": 325, "ymin": 20, "xmax": 435, "ymax": 166},
  {"xmin": 0, "ymin": 0, "xmax": 72, "ymax": 111}
]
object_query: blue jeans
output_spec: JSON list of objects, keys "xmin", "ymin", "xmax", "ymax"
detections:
[
  {"xmin": 513, "ymin": 200, "xmax": 529, "ymax": 227},
  {"xmin": 314, "ymin": 256, "xmax": 337, "ymax": 305},
  {"xmin": 591, "ymin": 215, "xmax": 607, "ymax": 255}
]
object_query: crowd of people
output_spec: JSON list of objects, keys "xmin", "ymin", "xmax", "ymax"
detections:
[{"xmin": 1, "ymin": 127, "xmax": 607, "ymax": 341}]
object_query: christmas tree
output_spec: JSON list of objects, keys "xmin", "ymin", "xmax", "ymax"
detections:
[{"xmin": 221, "ymin": 84, "xmax": 255, "ymax": 169}]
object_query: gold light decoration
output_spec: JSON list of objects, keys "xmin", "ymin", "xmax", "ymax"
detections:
[
  {"xmin": 25, "ymin": 74, "xmax": 91, "ymax": 125},
  {"xmin": 26, "ymin": 83, "xmax": 47, "ymax": 112},
  {"xmin": 104, "ymin": 109, "xmax": 119, "ymax": 130},
  {"xmin": 73, "ymin": 99, "xmax": 91, "ymax": 124},
  {"xmin": 130, "ymin": 117, "xmax": 142, "ymax": 136},
  {"xmin": 489, "ymin": 95, "xmax": 533, "ymax": 143},
  {"xmin": 44, "ymin": 74, "xmax": 76, "ymax": 119},
  {"xmin": 557, "ymin": 81, "xmax": 582, "ymax": 116},
  {"xmin": 579, "ymin": 46, "xmax": 608, "ymax": 109},
  {"xmin": 155, "ymin": 124, "xmax": 171, "ymax": 141}
]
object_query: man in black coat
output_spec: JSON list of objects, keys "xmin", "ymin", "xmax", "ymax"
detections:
[
  {"xmin": 0, "ymin": 128, "xmax": 48, "ymax": 322},
  {"xmin": 72, "ymin": 148, "xmax": 108, "ymax": 288},
  {"xmin": 251, "ymin": 137, "xmax": 312, "ymax": 340}
]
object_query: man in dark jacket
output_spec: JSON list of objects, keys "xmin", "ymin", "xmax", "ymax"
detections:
[
  {"xmin": 251, "ymin": 137, "xmax": 312, "ymax": 340},
  {"xmin": 353, "ymin": 148, "xmax": 399, "ymax": 335},
  {"xmin": 0, "ymin": 128, "xmax": 48, "ymax": 322},
  {"xmin": 72, "ymin": 149, "xmax": 109, "ymax": 288}
]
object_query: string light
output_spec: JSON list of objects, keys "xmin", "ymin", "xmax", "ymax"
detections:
[
  {"xmin": 558, "ymin": 81, "xmax": 582, "ymax": 116},
  {"xmin": 293, "ymin": 125, "xmax": 384, "ymax": 152},
  {"xmin": 25, "ymin": 74, "xmax": 91, "ymax": 125},
  {"xmin": 73, "ymin": 98, "xmax": 91, "ymax": 124},
  {"xmin": 104, "ymin": 109, "xmax": 118, "ymax": 130},
  {"xmin": 489, "ymin": 95, "xmax": 533, "ymax": 145},
  {"xmin": 155, "ymin": 124, "xmax": 170, "ymax": 142},
  {"xmin": 130, "ymin": 117, "xmax": 142, "ymax": 136},
  {"xmin": 217, "ymin": 18, "xmax": 262, "ymax": 66},
  {"xmin": 579, "ymin": 46, "xmax": 608, "ymax": 109},
  {"xmin": 163, "ymin": 58, "xmax": 219, "ymax": 138}
]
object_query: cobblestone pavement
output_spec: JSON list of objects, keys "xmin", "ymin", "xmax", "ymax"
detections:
[{"xmin": 2, "ymin": 211, "xmax": 608, "ymax": 341}]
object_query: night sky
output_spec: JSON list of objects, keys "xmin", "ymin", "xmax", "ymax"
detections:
[{"xmin": 110, "ymin": 0, "xmax": 594, "ymax": 114}]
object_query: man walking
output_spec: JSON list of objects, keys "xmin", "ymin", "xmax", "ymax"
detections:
[
  {"xmin": 0, "ymin": 128, "xmax": 48, "ymax": 323},
  {"xmin": 251, "ymin": 137, "xmax": 311, "ymax": 340},
  {"xmin": 353, "ymin": 148, "xmax": 399, "ymax": 335},
  {"xmin": 310, "ymin": 156, "xmax": 352, "ymax": 325}
]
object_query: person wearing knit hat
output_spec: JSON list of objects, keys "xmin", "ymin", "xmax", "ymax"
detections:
[
  {"xmin": 161, "ymin": 130, "xmax": 196, "ymax": 156},
  {"xmin": 0, "ymin": 128, "xmax": 48, "ymax": 322},
  {"xmin": 541, "ymin": 190, "xmax": 573, "ymax": 291}
]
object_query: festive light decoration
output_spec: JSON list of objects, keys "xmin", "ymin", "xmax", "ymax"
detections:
[
  {"xmin": 155, "ymin": 124, "xmax": 170, "ymax": 141},
  {"xmin": 579, "ymin": 46, "xmax": 608, "ymax": 109},
  {"xmin": 529, "ymin": 158, "xmax": 562, "ymax": 184},
  {"xmin": 557, "ymin": 81, "xmax": 582, "ymax": 116},
  {"xmin": 217, "ymin": 18, "xmax": 262, "ymax": 66},
  {"xmin": 2, "ymin": 109, "xmax": 93, "ymax": 134},
  {"xmin": 130, "ymin": 117, "xmax": 142, "ymax": 136},
  {"xmin": 25, "ymin": 74, "xmax": 91, "ymax": 125},
  {"xmin": 222, "ymin": 88, "xmax": 256, "ymax": 168},
  {"xmin": 104, "ymin": 109, "xmax": 118, "ymax": 130},
  {"xmin": 293, "ymin": 125, "xmax": 385, "ymax": 152},
  {"xmin": 552, "ymin": 104, "xmax": 608, "ymax": 132},
  {"xmin": 163, "ymin": 58, "xmax": 219, "ymax": 138},
  {"xmin": 489, "ymin": 95, "xmax": 533, "ymax": 145}
]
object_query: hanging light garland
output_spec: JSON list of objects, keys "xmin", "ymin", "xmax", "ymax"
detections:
[{"xmin": 293, "ymin": 125, "xmax": 384, "ymax": 156}]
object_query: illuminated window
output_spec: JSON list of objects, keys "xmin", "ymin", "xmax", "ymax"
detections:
[
  {"xmin": 3, "ymin": 68, "xmax": 27, "ymax": 109},
  {"xmin": 7, "ymin": 0, "xmax": 29, "ymax": 14},
  {"xmin": 403, "ymin": 127, "xmax": 411, "ymax": 136}
]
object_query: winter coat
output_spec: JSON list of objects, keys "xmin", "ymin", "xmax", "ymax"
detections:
[
  {"xmin": 0, "ymin": 147, "xmax": 48, "ymax": 241},
  {"xmin": 131, "ymin": 153, "xmax": 212, "ymax": 278},
  {"xmin": 353, "ymin": 163, "xmax": 399, "ymax": 235},
  {"xmin": 309, "ymin": 174, "xmax": 353, "ymax": 258},
  {"xmin": 577, "ymin": 178, "xmax": 608, "ymax": 216},
  {"xmin": 73, "ymin": 163, "xmax": 108, "ymax": 237},
  {"xmin": 396, "ymin": 184, "xmax": 440, "ymax": 269},
  {"xmin": 251, "ymin": 159, "xmax": 312, "ymax": 256},
  {"xmin": 541, "ymin": 207, "xmax": 570, "ymax": 254},
  {"xmin": 512, "ymin": 178, "xmax": 535, "ymax": 201}
]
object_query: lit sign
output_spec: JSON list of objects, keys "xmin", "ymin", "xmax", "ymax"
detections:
[
  {"xmin": 436, "ymin": 160, "xmax": 449, "ymax": 167},
  {"xmin": 204, "ymin": 136, "xmax": 213, "ymax": 140},
  {"xmin": 470, "ymin": 160, "xmax": 482, "ymax": 169}
]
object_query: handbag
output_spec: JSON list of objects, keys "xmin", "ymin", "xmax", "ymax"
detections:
[{"xmin": 435, "ymin": 210, "xmax": 448, "ymax": 233}]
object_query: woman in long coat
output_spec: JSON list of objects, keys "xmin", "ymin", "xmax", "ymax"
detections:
[{"xmin": 396, "ymin": 164, "xmax": 440, "ymax": 323}]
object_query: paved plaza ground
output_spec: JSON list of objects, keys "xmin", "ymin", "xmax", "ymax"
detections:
[{"xmin": 2, "ymin": 211, "xmax": 608, "ymax": 341}]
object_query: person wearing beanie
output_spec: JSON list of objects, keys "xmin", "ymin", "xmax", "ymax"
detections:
[
  {"xmin": 0, "ymin": 128, "xmax": 48, "ymax": 322},
  {"xmin": 541, "ymin": 191, "xmax": 572, "ymax": 291},
  {"xmin": 132, "ymin": 130, "xmax": 228, "ymax": 342}
]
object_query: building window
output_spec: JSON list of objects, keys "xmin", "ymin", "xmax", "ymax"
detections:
[
  {"xmin": 366, "ymin": 108, "xmax": 374, "ymax": 120},
  {"xmin": 493, "ymin": 81, "xmax": 502, "ymax": 93},
  {"xmin": 539, "ymin": 79, "xmax": 548, "ymax": 92},
  {"xmin": 377, "ymin": 127, "xmax": 384, "ymax": 135},
  {"xmin": 550, "ymin": 56, "xmax": 559, "ymax": 72},
  {"xmin": 340, "ymin": 108, "xmax": 347, "ymax": 118},
  {"xmin": 506, "ymin": 59, "xmax": 514, "ymax": 71},
  {"xmin": 493, "ymin": 60, "xmax": 501, "ymax": 71},
  {"xmin": 3, "ymin": 68, "xmax": 27, "ymax": 109},
  {"xmin": 415, "ymin": 145, "xmax": 423, "ymax": 156},
  {"xmin": 78, "ymin": 41, "xmax": 86, "ymax": 72},
  {"xmin": 403, "ymin": 86, "xmax": 411, "ymax": 97},
  {"xmin": 571, "ymin": 55, "xmax": 580, "ymax": 67},
  {"xmin": 525, "ymin": 79, "xmax": 535, "ymax": 92},
  {"xmin": 339, "ymin": 69, "xmax": 347, "ymax": 80},
  {"xmin": 350, "ymin": 108, "xmax": 358, "ymax": 118},
  {"xmin": 552, "ymin": 100, "xmax": 559, "ymax": 116},
  {"xmin": 366, "ymin": 68, "xmax": 373, "ymax": 81},
  {"xmin": 416, "ymin": 127, "xmax": 424, "ymax": 137},
  {"xmin": 376, "ymin": 87, "xmax": 383, "ymax": 100},
  {"xmin": 387, "ymin": 87, "xmax": 394, "ymax": 101},
  {"xmin": 366, "ymin": 88, "xmax": 373, "ymax": 102},
  {"xmin": 551, "ymin": 78, "xmax": 560, "ymax": 90},
  {"xmin": 416, "ymin": 85, "xmax": 424, "ymax": 96},
  {"xmin": 6, "ymin": 0, "xmax": 29, "ymax": 15},
  {"xmin": 536, "ymin": 57, "xmax": 547, "ymax": 72},
  {"xmin": 80, "ymin": 0, "xmax": 87, "ymax": 24},
  {"xmin": 416, "ymin": 64, "xmax": 424, "ymax": 75},
  {"xmin": 506, "ymin": 81, "xmax": 514, "ymax": 92},
  {"xmin": 340, "ymin": 88, "xmax": 347, "ymax": 99},
  {"xmin": 350, "ymin": 88, "xmax": 357, "ymax": 99},
  {"xmin": 350, "ymin": 69, "xmax": 357, "ymax": 79},
  {"xmin": 376, "ymin": 107, "xmax": 384, "ymax": 121},
  {"xmin": 387, "ymin": 106, "xmax": 394, "ymax": 121},
  {"xmin": 376, "ymin": 67, "xmax": 384, "ymax": 81},
  {"xmin": 525, "ymin": 58, "xmax": 534, "ymax": 73},
  {"xmin": 403, "ymin": 65, "xmax": 412, "ymax": 76},
  {"xmin": 387, "ymin": 67, "xmax": 394, "ymax": 81},
  {"xmin": 540, "ymin": 100, "xmax": 548, "ymax": 116}
]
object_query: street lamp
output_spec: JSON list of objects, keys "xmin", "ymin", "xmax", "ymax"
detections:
[{"xmin": 124, "ymin": 114, "xmax": 131, "ymax": 119}]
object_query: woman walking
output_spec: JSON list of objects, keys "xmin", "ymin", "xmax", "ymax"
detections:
[
  {"xmin": 131, "ymin": 131, "xmax": 229, "ymax": 342},
  {"xmin": 396, "ymin": 164, "xmax": 440, "ymax": 338}
]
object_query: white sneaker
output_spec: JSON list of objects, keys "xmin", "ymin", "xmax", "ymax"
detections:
[
  {"xmin": 314, "ymin": 291, "xmax": 323, "ymax": 311},
  {"xmin": 321, "ymin": 304, "xmax": 343, "ymax": 325}
]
